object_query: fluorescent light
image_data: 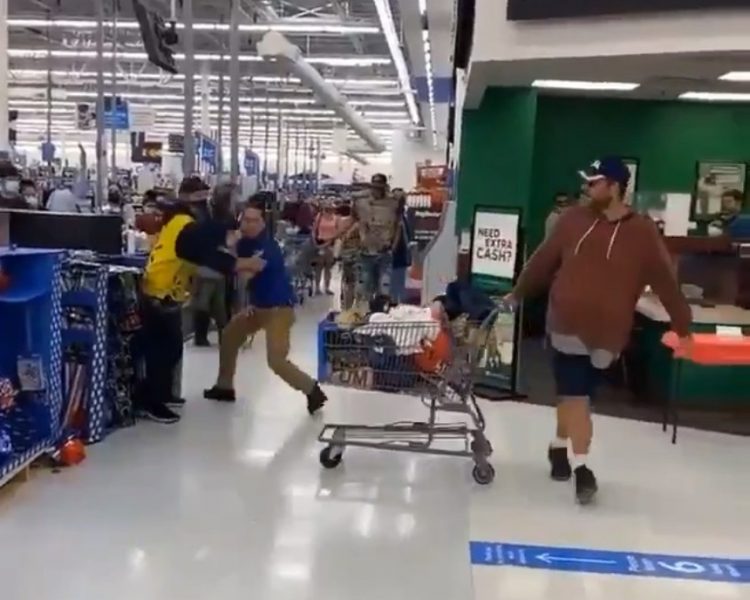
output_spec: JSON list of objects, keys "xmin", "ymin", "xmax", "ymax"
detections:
[
  {"xmin": 8, "ymin": 48, "xmax": 389, "ymax": 67},
  {"xmin": 532, "ymin": 80, "xmax": 640, "ymax": 91},
  {"xmin": 680, "ymin": 91, "xmax": 750, "ymax": 102},
  {"xmin": 6, "ymin": 18, "xmax": 380, "ymax": 35},
  {"xmin": 373, "ymin": 0, "xmax": 420, "ymax": 125},
  {"xmin": 418, "ymin": 0, "xmax": 427, "ymax": 16},
  {"xmin": 719, "ymin": 71, "xmax": 750, "ymax": 82}
]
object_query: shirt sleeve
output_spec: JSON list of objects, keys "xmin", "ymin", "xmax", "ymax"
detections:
[
  {"xmin": 643, "ymin": 221, "xmax": 692, "ymax": 337},
  {"xmin": 512, "ymin": 214, "xmax": 566, "ymax": 299}
]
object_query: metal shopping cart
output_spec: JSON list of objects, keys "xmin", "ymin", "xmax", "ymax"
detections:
[
  {"xmin": 316, "ymin": 306, "xmax": 511, "ymax": 485},
  {"xmin": 279, "ymin": 233, "xmax": 315, "ymax": 304}
]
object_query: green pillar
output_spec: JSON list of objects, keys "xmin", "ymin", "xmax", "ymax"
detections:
[{"xmin": 456, "ymin": 88, "xmax": 538, "ymax": 230}]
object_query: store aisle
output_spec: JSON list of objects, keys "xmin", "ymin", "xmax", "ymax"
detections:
[{"xmin": 0, "ymin": 302, "xmax": 748, "ymax": 599}]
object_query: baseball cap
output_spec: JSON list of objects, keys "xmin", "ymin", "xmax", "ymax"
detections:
[
  {"xmin": 579, "ymin": 157, "xmax": 631, "ymax": 188},
  {"xmin": 178, "ymin": 175, "xmax": 210, "ymax": 197}
]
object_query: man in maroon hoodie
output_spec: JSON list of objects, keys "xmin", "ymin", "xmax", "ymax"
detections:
[{"xmin": 509, "ymin": 157, "xmax": 692, "ymax": 505}]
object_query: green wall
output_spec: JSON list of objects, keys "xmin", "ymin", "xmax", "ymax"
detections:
[
  {"xmin": 456, "ymin": 88, "xmax": 537, "ymax": 230},
  {"xmin": 457, "ymin": 92, "xmax": 750, "ymax": 250}
]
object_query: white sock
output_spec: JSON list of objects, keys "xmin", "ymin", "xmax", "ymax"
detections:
[
  {"xmin": 573, "ymin": 454, "xmax": 588, "ymax": 468},
  {"xmin": 550, "ymin": 437, "xmax": 568, "ymax": 449}
]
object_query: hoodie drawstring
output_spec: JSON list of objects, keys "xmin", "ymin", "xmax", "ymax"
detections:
[
  {"xmin": 606, "ymin": 222, "xmax": 621, "ymax": 261},
  {"xmin": 574, "ymin": 220, "xmax": 621, "ymax": 261},
  {"xmin": 574, "ymin": 222, "xmax": 598, "ymax": 256}
]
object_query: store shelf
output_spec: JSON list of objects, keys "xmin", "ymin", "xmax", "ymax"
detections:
[
  {"xmin": 0, "ymin": 443, "xmax": 47, "ymax": 490},
  {"xmin": 0, "ymin": 288, "xmax": 49, "ymax": 303}
]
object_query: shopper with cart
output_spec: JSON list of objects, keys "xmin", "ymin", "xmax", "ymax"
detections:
[
  {"xmin": 508, "ymin": 157, "xmax": 692, "ymax": 504},
  {"xmin": 203, "ymin": 196, "xmax": 328, "ymax": 415}
]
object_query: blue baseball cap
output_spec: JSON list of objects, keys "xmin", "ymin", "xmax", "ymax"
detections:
[{"xmin": 579, "ymin": 157, "xmax": 631, "ymax": 187}]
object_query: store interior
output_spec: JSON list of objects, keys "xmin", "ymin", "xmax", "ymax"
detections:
[{"xmin": 1, "ymin": 0, "xmax": 750, "ymax": 598}]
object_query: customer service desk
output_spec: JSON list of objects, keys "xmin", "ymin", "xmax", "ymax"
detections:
[{"xmin": 633, "ymin": 294, "xmax": 750, "ymax": 408}]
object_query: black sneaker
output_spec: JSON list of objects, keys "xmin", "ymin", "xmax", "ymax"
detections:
[
  {"xmin": 166, "ymin": 396, "xmax": 186, "ymax": 408},
  {"xmin": 548, "ymin": 447, "xmax": 572, "ymax": 481},
  {"xmin": 574, "ymin": 465, "xmax": 598, "ymax": 505},
  {"xmin": 142, "ymin": 404, "xmax": 181, "ymax": 424},
  {"xmin": 307, "ymin": 384, "xmax": 328, "ymax": 415},
  {"xmin": 203, "ymin": 386, "xmax": 236, "ymax": 402},
  {"xmin": 194, "ymin": 338, "xmax": 211, "ymax": 347}
]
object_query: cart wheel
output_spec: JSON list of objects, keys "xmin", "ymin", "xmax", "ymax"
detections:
[
  {"xmin": 472, "ymin": 463, "xmax": 495, "ymax": 485},
  {"xmin": 320, "ymin": 446, "xmax": 343, "ymax": 469},
  {"xmin": 471, "ymin": 439, "xmax": 493, "ymax": 457}
]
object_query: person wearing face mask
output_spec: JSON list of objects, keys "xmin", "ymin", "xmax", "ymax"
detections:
[
  {"xmin": 506, "ymin": 157, "xmax": 692, "ymax": 505},
  {"xmin": 0, "ymin": 161, "xmax": 28, "ymax": 210},
  {"xmin": 20, "ymin": 180, "xmax": 41, "ymax": 210}
]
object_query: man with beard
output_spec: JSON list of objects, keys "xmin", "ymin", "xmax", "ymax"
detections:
[{"xmin": 508, "ymin": 157, "xmax": 692, "ymax": 505}]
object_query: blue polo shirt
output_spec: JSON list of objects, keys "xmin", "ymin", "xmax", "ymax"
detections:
[{"xmin": 236, "ymin": 232, "xmax": 295, "ymax": 308}]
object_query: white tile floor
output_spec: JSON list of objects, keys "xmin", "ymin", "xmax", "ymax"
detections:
[{"xmin": 0, "ymin": 298, "xmax": 748, "ymax": 599}]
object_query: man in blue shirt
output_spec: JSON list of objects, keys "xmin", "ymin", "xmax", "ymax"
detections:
[{"xmin": 203, "ymin": 195, "xmax": 328, "ymax": 415}]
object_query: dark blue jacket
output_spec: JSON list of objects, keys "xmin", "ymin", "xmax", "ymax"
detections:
[{"xmin": 236, "ymin": 232, "xmax": 295, "ymax": 308}]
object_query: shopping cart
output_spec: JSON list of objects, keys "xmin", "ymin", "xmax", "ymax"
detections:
[
  {"xmin": 279, "ymin": 233, "xmax": 315, "ymax": 304},
  {"xmin": 316, "ymin": 306, "xmax": 511, "ymax": 485}
]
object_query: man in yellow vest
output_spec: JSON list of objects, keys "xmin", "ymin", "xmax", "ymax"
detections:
[{"xmin": 140, "ymin": 197, "xmax": 258, "ymax": 424}]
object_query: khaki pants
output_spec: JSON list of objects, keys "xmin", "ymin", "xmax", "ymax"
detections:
[{"xmin": 217, "ymin": 307, "xmax": 315, "ymax": 395}]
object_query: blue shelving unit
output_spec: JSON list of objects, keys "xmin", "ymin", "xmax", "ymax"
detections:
[
  {"xmin": 59, "ymin": 261, "xmax": 109, "ymax": 444},
  {"xmin": 0, "ymin": 247, "xmax": 64, "ymax": 485}
]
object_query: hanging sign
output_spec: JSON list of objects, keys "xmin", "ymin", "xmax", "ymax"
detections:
[
  {"xmin": 244, "ymin": 149, "xmax": 260, "ymax": 177},
  {"xmin": 128, "ymin": 104, "xmax": 156, "ymax": 132},
  {"xmin": 470, "ymin": 207, "xmax": 520, "ymax": 286}
]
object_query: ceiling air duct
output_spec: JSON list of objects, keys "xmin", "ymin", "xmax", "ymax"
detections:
[{"xmin": 257, "ymin": 31, "xmax": 386, "ymax": 153}]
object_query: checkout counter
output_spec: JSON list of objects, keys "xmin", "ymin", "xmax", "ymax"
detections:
[{"xmin": 632, "ymin": 234, "xmax": 750, "ymax": 408}]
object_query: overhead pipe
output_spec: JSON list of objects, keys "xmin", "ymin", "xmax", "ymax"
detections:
[{"xmin": 257, "ymin": 31, "xmax": 386, "ymax": 154}]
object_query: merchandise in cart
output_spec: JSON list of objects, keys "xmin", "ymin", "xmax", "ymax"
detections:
[{"xmin": 316, "ymin": 304, "xmax": 512, "ymax": 485}]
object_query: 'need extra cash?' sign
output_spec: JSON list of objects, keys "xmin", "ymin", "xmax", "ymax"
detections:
[{"xmin": 471, "ymin": 208, "xmax": 520, "ymax": 284}]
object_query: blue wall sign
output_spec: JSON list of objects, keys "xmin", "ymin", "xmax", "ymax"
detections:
[
  {"xmin": 244, "ymin": 149, "xmax": 259, "ymax": 177},
  {"xmin": 470, "ymin": 541, "xmax": 749, "ymax": 584},
  {"xmin": 103, "ymin": 96, "xmax": 130, "ymax": 130}
]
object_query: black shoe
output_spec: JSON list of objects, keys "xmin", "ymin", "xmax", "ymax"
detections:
[
  {"xmin": 194, "ymin": 338, "xmax": 211, "ymax": 347},
  {"xmin": 548, "ymin": 446, "xmax": 572, "ymax": 481},
  {"xmin": 141, "ymin": 404, "xmax": 181, "ymax": 424},
  {"xmin": 574, "ymin": 465, "xmax": 598, "ymax": 505},
  {"xmin": 307, "ymin": 384, "xmax": 328, "ymax": 415},
  {"xmin": 203, "ymin": 386, "xmax": 236, "ymax": 402},
  {"xmin": 166, "ymin": 396, "xmax": 186, "ymax": 408}
]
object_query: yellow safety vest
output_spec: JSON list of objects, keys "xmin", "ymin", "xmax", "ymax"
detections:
[{"xmin": 142, "ymin": 214, "xmax": 196, "ymax": 302}]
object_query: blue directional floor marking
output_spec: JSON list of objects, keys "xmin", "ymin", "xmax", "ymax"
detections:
[{"xmin": 469, "ymin": 541, "xmax": 750, "ymax": 584}]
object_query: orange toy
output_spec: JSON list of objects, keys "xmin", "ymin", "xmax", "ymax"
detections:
[
  {"xmin": 415, "ymin": 330, "xmax": 452, "ymax": 373},
  {"xmin": 59, "ymin": 438, "xmax": 86, "ymax": 466}
]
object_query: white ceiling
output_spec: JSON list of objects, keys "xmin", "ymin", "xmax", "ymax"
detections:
[
  {"xmin": 467, "ymin": 51, "xmax": 750, "ymax": 106},
  {"xmin": 5, "ymin": 0, "xmax": 426, "ymax": 152}
]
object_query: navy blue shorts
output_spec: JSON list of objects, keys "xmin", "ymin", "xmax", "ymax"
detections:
[{"xmin": 552, "ymin": 351, "xmax": 603, "ymax": 398}]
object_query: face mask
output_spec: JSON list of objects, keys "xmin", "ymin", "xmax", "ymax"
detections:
[
  {"xmin": 1, "ymin": 179, "xmax": 20, "ymax": 194},
  {"xmin": 26, "ymin": 196, "xmax": 40, "ymax": 209}
]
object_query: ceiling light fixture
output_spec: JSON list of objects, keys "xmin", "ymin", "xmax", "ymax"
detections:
[
  {"xmin": 718, "ymin": 72, "xmax": 750, "ymax": 82},
  {"xmin": 8, "ymin": 48, "xmax": 390, "ymax": 67},
  {"xmin": 679, "ymin": 91, "xmax": 750, "ymax": 102},
  {"xmin": 6, "ymin": 18, "xmax": 380, "ymax": 35},
  {"xmin": 420, "ymin": 22, "xmax": 438, "ymax": 147},
  {"xmin": 372, "ymin": 0, "xmax": 420, "ymax": 125},
  {"xmin": 532, "ymin": 79, "xmax": 640, "ymax": 91}
]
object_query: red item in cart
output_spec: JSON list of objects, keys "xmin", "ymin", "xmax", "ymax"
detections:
[{"xmin": 415, "ymin": 330, "xmax": 452, "ymax": 373}]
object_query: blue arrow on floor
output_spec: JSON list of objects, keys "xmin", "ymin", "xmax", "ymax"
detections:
[{"xmin": 469, "ymin": 541, "xmax": 750, "ymax": 583}]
